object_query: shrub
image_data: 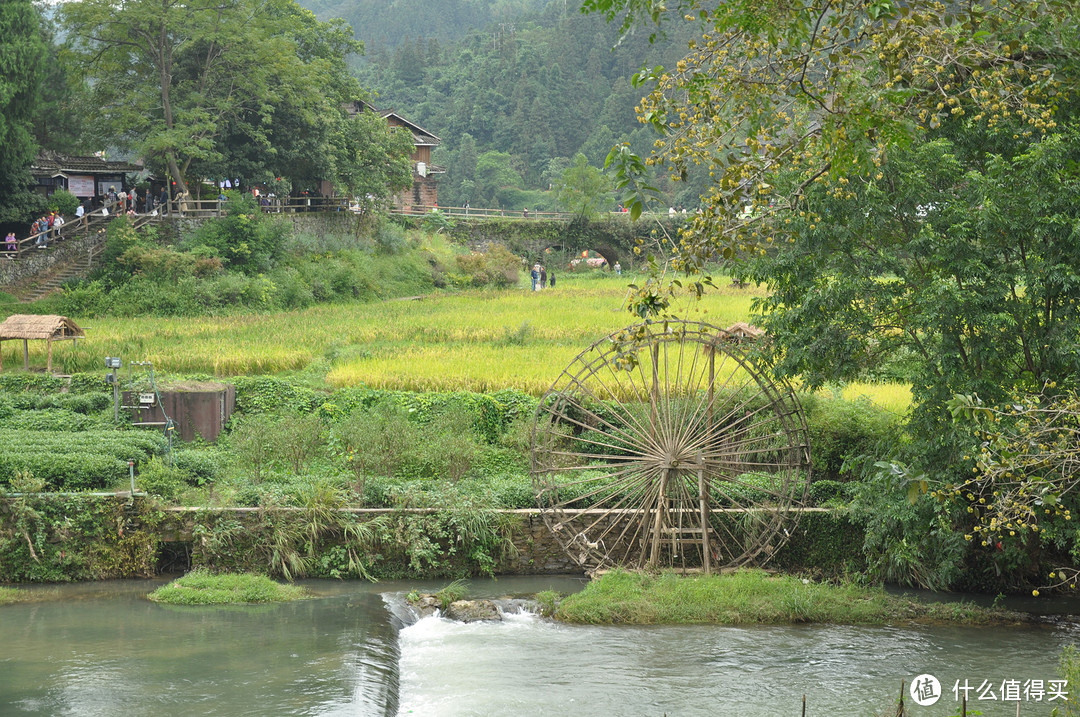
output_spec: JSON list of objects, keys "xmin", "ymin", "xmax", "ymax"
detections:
[
  {"xmin": 453, "ymin": 244, "xmax": 521, "ymax": 288},
  {"xmin": 228, "ymin": 414, "xmax": 279, "ymax": 482},
  {"xmin": 800, "ymin": 393, "xmax": 901, "ymax": 481},
  {"xmin": 182, "ymin": 192, "xmax": 289, "ymax": 274},
  {"xmin": 374, "ymin": 219, "xmax": 409, "ymax": 255},
  {"xmin": 49, "ymin": 189, "xmax": 80, "ymax": 217},
  {"xmin": 173, "ymin": 449, "xmax": 221, "ymax": 485},
  {"xmin": 137, "ymin": 456, "xmax": 189, "ymax": 500},
  {"xmin": 332, "ymin": 399, "xmax": 420, "ymax": 486}
]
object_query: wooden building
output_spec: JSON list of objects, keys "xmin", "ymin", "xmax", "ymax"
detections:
[
  {"xmin": 345, "ymin": 101, "xmax": 444, "ymax": 213},
  {"xmin": 0, "ymin": 314, "xmax": 85, "ymax": 373},
  {"xmin": 31, "ymin": 151, "xmax": 141, "ymax": 200}
]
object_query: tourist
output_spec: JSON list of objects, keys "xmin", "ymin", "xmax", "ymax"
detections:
[
  {"xmin": 107, "ymin": 186, "xmax": 118, "ymax": 211},
  {"xmin": 549, "ymin": 271, "xmax": 556, "ymax": 289},
  {"xmin": 159, "ymin": 186, "xmax": 169, "ymax": 214},
  {"xmin": 75, "ymin": 201, "xmax": 85, "ymax": 224},
  {"xmin": 5, "ymin": 232, "xmax": 16, "ymax": 254},
  {"xmin": 523, "ymin": 207, "xmax": 529, "ymax": 219},
  {"xmin": 33, "ymin": 215, "xmax": 48, "ymax": 249},
  {"xmin": 540, "ymin": 266, "xmax": 547, "ymax": 289},
  {"xmin": 531, "ymin": 263, "xmax": 540, "ymax": 292},
  {"xmin": 51, "ymin": 212, "xmax": 64, "ymax": 242},
  {"xmin": 118, "ymin": 189, "xmax": 128, "ymax": 214},
  {"xmin": 614, "ymin": 261, "xmax": 621, "ymax": 276}
]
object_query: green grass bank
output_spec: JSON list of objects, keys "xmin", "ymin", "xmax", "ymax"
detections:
[{"xmin": 550, "ymin": 570, "xmax": 1025, "ymax": 626}]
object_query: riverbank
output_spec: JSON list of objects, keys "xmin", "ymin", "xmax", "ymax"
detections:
[{"xmin": 550, "ymin": 570, "xmax": 1028, "ymax": 626}]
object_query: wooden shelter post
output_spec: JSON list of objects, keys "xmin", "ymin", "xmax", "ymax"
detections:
[{"xmin": 0, "ymin": 315, "xmax": 86, "ymax": 374}]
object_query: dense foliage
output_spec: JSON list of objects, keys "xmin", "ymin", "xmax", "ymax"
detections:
[
  {"xmin": 348, "ymin": 2, "xmax": 702, "ymax": 209},
  {"xmin": 48, "ymin": 201, "xmax": 521, "ymax": 318},
  {"xmin": 60, "ymin": 0, "xmax": 412, "ymax": 202},
  {"xmin": 0, "ymin": 1, "xmax": 47, "ymax": 223}
]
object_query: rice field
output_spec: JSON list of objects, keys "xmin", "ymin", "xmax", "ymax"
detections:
[{"xmin": 3, "ymin": 273, "xmax": 911, "ymax": 412}]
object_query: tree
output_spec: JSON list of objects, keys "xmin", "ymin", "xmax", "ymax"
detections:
[
  {"xmin": 744, "ymin": 128, "xmax": 1080, "ymax": 459},
  {"xmin": 61, "ymin": 0, "xmax": 332, "ymax": 198},
  {"xmin": 0, "ymin": 0, "xmax": 46, "ymax": 222},
  {"xmin": 328, "ymin": 110, "xmax": 415, "ymax": 208},
  {"xmin": 554, "ymin": 153, "xmax": 611, "ymax": 217},
  {"xmin": 589, "ymin": 0, "xmax": 1078, "ymax": 268},
  {"xmin": 474, "ymin": 151, "xmax": 520, "ymax": 207},
  {"xmin": 189, "ymin": 1, "xmax": 369, "ymax": 191}
]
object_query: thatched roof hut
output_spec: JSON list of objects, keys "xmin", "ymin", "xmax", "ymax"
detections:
[
  {"xmin": 0, "ymin": 314, "xmax": 85, "ymax": 372},
  {"xmin": 723, "ymin": 322, "xmax": 765, "ymax": 341}
]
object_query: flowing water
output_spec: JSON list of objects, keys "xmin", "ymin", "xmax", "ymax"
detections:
[{"xmin": 1, "ymin": 577, "xmax": 1077, "ymax": 717}]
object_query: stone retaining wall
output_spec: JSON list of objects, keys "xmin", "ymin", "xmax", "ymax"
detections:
[{"xmin": 0, "ymin": 232, "xmax": 100, "ymax": 287}]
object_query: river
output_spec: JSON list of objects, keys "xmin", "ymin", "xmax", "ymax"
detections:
[{"xmin": 1, "ymin": 577, "xmax": 1076, "ymax": 716}]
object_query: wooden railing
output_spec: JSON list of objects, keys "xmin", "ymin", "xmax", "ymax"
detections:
[
  {"xmin": 1, "ymin": 198, "xmax": 670, "ymax": 260},
  {"xmin": 389, "ymin": 205, "xmax": 665, "ymax": 221}
]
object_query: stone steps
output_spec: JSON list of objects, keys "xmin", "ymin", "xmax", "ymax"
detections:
[{"xmin": 17, "ymin": 246, "xmax": 101, "ymax": 303}]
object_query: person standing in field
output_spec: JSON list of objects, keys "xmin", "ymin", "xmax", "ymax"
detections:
[
  {"xmin": 540, "ymin": 266, "xmax": 547, "ymax": 289},
  {"xmin": 531, "ymin": 263, "xmax": 540, "ymax": 291},
  {"xmin": 549, "ymin": 271, "xmax": 556, "ymax": 289}
]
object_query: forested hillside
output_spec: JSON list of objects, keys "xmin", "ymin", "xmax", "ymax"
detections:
[
  {"xmin": 305, "ymin": 0, "xmax": 547, "ymax": 48},
  {"xmin": 304, "ymin": 0, "xmax": 701, "ymax": 209}
]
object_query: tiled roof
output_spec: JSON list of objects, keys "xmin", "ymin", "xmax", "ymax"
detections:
[
  {"xmin": 347, "ymin": 100, "xmax": 440, "ymax": 146},
  {"xmin": 31, "ymin": 151, "xmax": 140, "ymax": 176}
]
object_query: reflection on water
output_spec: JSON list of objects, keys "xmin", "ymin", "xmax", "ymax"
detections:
[
  {"xmin": 1, "ymin": 577, "xmax": 1076, "ymax": 717},
  {"xmin": 398, "ymin": 612, "xmax": 1076, "ymax": 717},
  {"xmin": 0, "ymin": 579, "xmax": 403, "ymax": 717}
]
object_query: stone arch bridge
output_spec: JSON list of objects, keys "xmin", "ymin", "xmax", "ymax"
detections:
[{"xmin": 442, "ymin": 215, "xmax": 683, "ymax": 270}]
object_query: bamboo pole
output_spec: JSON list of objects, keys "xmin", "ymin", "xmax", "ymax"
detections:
[{"xmin": 23, "ymin": 339, "xmax": 29, "ymax": 370}]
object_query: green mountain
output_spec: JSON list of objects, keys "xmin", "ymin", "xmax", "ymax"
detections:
[{"xmin": 303, "ymin": 0, "xmax": 702, "ymax": 209}]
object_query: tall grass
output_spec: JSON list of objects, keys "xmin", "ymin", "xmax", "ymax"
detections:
[
  {"xmin": 554, "ymin": 569, "xmax": 1018, "ymax": 625},
  {"xmin": 147, "ymin": 570, "xmax": 308, "ymax": 605},
  {"xmin": 3, "ymin": 274, "xmax": 910, "ymax": 409}
]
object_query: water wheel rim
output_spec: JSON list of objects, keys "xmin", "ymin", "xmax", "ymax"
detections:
[{"xmin": 530, "ymin": 320, "xmax": 811, "ymax": 572}]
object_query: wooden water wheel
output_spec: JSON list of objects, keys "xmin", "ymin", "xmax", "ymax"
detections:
[{"xmin": 530, "ymin": 320, "xmax": 811, "ymax": 572}]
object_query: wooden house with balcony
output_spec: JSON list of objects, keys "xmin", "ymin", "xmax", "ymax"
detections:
[{"xmin": 344, "ymin": 101, "xmax": 444, "ymax": 213}]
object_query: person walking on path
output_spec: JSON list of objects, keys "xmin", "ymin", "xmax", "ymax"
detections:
[
  {"xmin": 51, "ymin": 212, "xmax": 64, "ymax": 243},
  {"xmin": 159, "ymin": 187, "xmax": 169, "ymax": 214},
  {"xmin": 33, "ymin": 215, "xmax": 48, "ymax": 249}
]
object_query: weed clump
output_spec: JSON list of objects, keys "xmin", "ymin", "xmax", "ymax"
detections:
[{"xmin": 147, "ymin": 569, "xmax": 307, "ymax": 605}]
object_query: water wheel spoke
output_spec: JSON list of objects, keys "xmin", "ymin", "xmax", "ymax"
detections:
[
  {"xmin": 532, "ymin": 320, "xmax": 811, "ymax": 572},
  {"xmin": 539, "ymin": 392, "xmax": 654, "ymax": 455}
]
